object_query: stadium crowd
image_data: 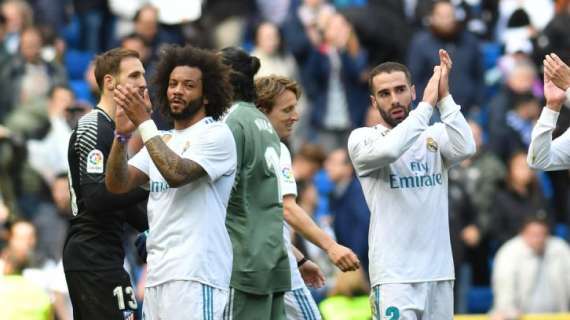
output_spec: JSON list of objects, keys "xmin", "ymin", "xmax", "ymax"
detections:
[{"xmin": 0, "ymin": 0, "xmax": 569, "ymax": 319}]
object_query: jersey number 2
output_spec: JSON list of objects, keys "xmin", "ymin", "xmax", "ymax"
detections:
[{"xmin": 113, "ymin": 286, "xmax": 138, "ymax": 310}]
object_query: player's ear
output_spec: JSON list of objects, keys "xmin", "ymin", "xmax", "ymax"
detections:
[
  {"xmin": 104, "ymin": 74, "xmax": 116, "ymax": 92},
  {"xmin": 370, "ymin": 94, "xmax": 376, "ymax": 106}
]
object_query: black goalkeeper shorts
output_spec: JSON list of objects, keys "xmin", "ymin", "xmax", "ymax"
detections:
[{"xmin": 65, "ymin": 269, "xmax": 138, "ymax": 320}]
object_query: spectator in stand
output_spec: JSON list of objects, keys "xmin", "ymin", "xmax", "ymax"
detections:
[
  {"xmin": 488, "ymin": 58, "xmax": 538, "ymax": 156},
  {"xmin": 491, "ymin": 216, "xmax": 570, "ymax": 319},
  {"xmin": 407, "ymin": 0, "xmax": 483, "ymax": 116},
  {"xmin": 537, "ymin": 0, "xmax": 570, "ymax": 64},
  {"xmin": 72, "ymin": 0, "xmax": 113, "ymax": 52},
  {"xmin": 27, "ymin": 85, "xmax": 75, "ymax": 185},
  {"xmin": 490, "ymin": 151, "xmax": 550, "ymax": 247},
  {"xmin": 133, "ymin": 5, "xmax": 164, "ymax": 61},
  {"xmin": 0, "ymin": 26, "xmax": 67, "ymax": 116},
  {"xmin": 32, "ymin": 173, "xmax": 71, "ymax": 264},
  {"xmin": 449, "ymin": 121, "xmax": 505, "ymax": 285},
  {"xmin": 325, "ymin": 148, "xmax": 370, "ymax": 276},
  {"xmin": 251, "ymin": 21, "xmax": 299, "ymax": 80},
  {"xmin": 292, "ymin": 143, "xmax": 327, "ymax": 183},
  {"xmin": 1, "ymin": 0, "xmax": 33, "ymax": 55},
  {"xmin": 489, "ymin": 92, "xmax": 540, "ymax": 161},
  {"xmin": 0, "ymin": 220, "xmax": 52, "ymax": 320},
  {"xmin": 304, "ymin": 13, "xmax": 369, "ymax": 152}
]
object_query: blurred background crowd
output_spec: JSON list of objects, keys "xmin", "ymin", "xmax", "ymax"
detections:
[{"xmin": 0, "ymin": 0, "xmax": 569, "ymax": 319}]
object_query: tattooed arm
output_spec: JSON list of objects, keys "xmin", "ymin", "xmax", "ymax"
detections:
[{"xmin": 144, "ymin": 136, "xmax": 206, "ymax": 188}]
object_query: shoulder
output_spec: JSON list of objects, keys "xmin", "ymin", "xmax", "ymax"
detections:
[
  {"xmin": 547, "ymin": 237, "xmax": 570, "ymax": 254},
  {"xmin": 348, "ymin": 126, "xmax": 383, "ymax": 148}
]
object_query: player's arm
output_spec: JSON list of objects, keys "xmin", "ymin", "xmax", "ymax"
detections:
[
  {"xmin": 106, "ymin": 135, "xmax": 149, "ymax": 194},
  {"xmin": 436, "ymin": 49, "xmax": 476, "ymax": 165},
  {"xmin": 284, "ymin": 195, "xmax": 360, "ymax": 272},
  {"xmin": 113, "ymin": 84, "xmax": 207, "ymax": 188},
  {"xmin": 292, "ymin": 246, "xmax": 325, "ymax": 288},
  {"xmin": 527, "ymin": 71, "xmax": 570, "ymax": 170},
  {"xmin": 348, "ymin": 67, "xmax": 441, "ymax": 176},
  {"xmin": 143, "ymin": 136, "xmax": 207, "ymax": 188}
]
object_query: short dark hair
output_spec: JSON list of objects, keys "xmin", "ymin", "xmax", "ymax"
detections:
[
  {"xmin": 512, "ymin": 92, "xmax": 538, "ymax": 109},
  {"xmin": 48, "ymin": 84, "xmax": 73, "ymax": 99},
  {"xmin": 368, "ymin": 62, "xmax": 412, "ymax": 93},
  {"xmin": 220, "ymin": 47, "xmax": 260, "ymax": 103},
  {"xmin": 255, "ymin": 75, "xmax": 301, "ymax": 114},
  {"xmin": 521, "ymin": 214, "xmax": 550, "ymax": 232},
  {"xmin": 94, "ymin": 48, "xmax": 140, "ymax": 91},
  {"xmin": 151, "ymin": 45, "xmax": 233, "ymax": 120}
]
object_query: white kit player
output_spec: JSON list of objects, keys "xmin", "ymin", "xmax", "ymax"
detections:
[
  {"xmin": 105, "ymin": 45, "xmax": 236, "ymax": 319},
  {"xmin": 527, "ymin": 53, "xmax": 570, "ymax": 170},
  {"xmin": 348, "ymin": 50, "xmax": 476, "ymax": 319},
  {"xmin": 254, "ymin": 75, "xmax": 361, "ymax": 320}
]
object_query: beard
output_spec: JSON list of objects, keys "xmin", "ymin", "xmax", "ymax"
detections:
[
  {"xmin": 377, "ymin": 102, "xmax": 411, "ymax": 128},
  {"xmin": 169, "ymin": 96, "xmax": 203, "ymax": 120}
]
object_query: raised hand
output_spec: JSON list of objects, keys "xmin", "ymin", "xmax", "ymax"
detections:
[
  {"xmin": 299, "ymin": 260, "xmax": 326, "ymax": 288},
  {"xmin": 438, "ymin": 49, "xmax": 452, "ymax": 102},
  {"xmin": 544, "ymin": 53, "xmax": 570, "ymax": 91},
  {"xmin": 543, "ymin": 72, "xmax": 567, "ymax": 112},
  {"xmin": 422, "ymin": 66, "xmax": 441, "ymax": 107},
  {"xmin": 326, "ymin": 243, "xmax": 360, "ymax": 272},
  {"xmin": 113, "ymin": 84, "xmax": 152, "ymax": 127}
]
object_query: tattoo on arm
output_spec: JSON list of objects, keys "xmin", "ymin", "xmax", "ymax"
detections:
[
  {"xmin": 145, "ymin": 136, "xmax": 206, "ymax": 187},
  {"xmin": 106, "ymin": 139, "xmax": 131, "ymax": 193}
]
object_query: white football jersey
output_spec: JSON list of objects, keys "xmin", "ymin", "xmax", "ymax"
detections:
[
  {"xmin": 348, "ymin": 96, "xmax": 475, "ymax": 287},
  {"xmin": 129, "ymin": 117, "xmax": 236, "ymax": 289},
  {"xmin": 278, "ymin": 143, "xmax": 306, "ymax": 290},
  {"xmin": 528, "ymin": 107, "xmax": 570, "ymax": 171}
]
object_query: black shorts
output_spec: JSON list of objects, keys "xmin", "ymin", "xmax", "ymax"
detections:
[{"xmin": 65, "ymin": 269, "xmax": 138, "ymax": 320}]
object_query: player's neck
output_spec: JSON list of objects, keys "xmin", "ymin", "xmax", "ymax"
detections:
[
  {"xmin": 173, "ymin": 109, "xmax": 207, "ymax": 130},
  {"xmin": 97, "ymin": 93, "xmax": 116, "ymax": 121}
]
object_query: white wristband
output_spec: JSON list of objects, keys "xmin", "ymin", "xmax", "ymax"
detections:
[
  {"xmin": 138, "ymin": 120, "xmax": 159, "ymax": 143},
  {"xmin": 566, "ymin": 87, "xmax": 570, "ymax": 103}
]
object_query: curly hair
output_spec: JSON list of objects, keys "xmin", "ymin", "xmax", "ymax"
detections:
[
  {"xmin": 151, "ymin": 45, "xmax": 233, "ymax": 120},
  {"xmin": 254, "ymin": 75, "xmax": 301, "ymax": 114},
  {"xmin": 220, "ymin": 47, "xmax": 260, "ymax": 103}
]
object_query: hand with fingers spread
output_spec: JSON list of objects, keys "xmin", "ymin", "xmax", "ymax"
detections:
[
  {"xmin": 544, "ymin": 53, "xmax": 570, "ymax": 91},
  {"xmin": 422, "ymin": 66, "xmax": 441, "ymax": 107},
  {"xmin": 543, "ymin": 72, "xmax": 567, "ymax": 112},
  {"xmin": 299, "ymin": 260, "xmax": 326, "ymax": 288},
  {"xmin": 113, "ymin": 84, "xmax": 152, "ymax": 127},
  {"xmin": 326, "ymin": 243, "xmax": 360, "ymax": 272},
  {"xmin": 438, "ymin": 49, "xmax": 452, "ymax": 102}
]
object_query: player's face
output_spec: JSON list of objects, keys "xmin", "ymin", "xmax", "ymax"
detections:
[
  {"xmin": 267, "ymin": 89, "xmax": 299, "ymax": 140},
  {"xmin": 167, "ymin": 66, "xmax": 205, "ymax": 120},
  {"xmin": 116, "ymin": 57, "xmax": 147, "ymax": 96},
  {"xmin": 370, "ymin": 71, "xmax": 416, "ymax": 129}
]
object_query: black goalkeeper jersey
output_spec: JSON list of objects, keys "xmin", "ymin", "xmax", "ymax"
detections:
[{"xmin": 63, "ymin": 107, "xmax": 148, "ymax": 272}]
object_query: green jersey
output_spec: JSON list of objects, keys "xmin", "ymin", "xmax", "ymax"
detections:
[{"xmin": 224, "ymin": 101, "xmax": 291, "ymax": 294}]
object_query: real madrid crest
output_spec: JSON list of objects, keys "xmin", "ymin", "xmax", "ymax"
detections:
[{"xmin": 426, "ymin": 137, "xmax": 438, "ymax": 152}]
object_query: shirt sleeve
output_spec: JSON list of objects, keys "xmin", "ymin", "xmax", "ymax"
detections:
[
  {"xmin": 348, "ymin": 102, "xmax": 433, "ymax": 177},
  {"xmin": 527, "ymin": 107, "xmax": 570, "ymax": 170},
  {"xmin": 279, "ymin": 143, "xmax": 297, "ymax": 197},
  {"xmin": 129, "ymin": 146, "xmax": 151, "ymax": 175},
  {"xmin": 437, "ymin": 95, "xmax": 477, "ymax": 167},
  {"xmin": 182, "ymin": 124, "xmax": 237, "ymax": 182}
]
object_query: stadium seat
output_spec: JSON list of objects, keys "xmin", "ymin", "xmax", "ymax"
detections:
[
  {"xmin": 69, "ymin": 79, "xmax": 95, "ymax": 105},
  {"xmin": 65, "ymin": 50, "xmax": 95, "ymax": 81},
  {"xmin": 554, "ymin": 224, "xmax": 569, "ymax": 241},
  {"xmin": 466, "ymin": 286, "xmax": 493, "ymax": 314}
]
